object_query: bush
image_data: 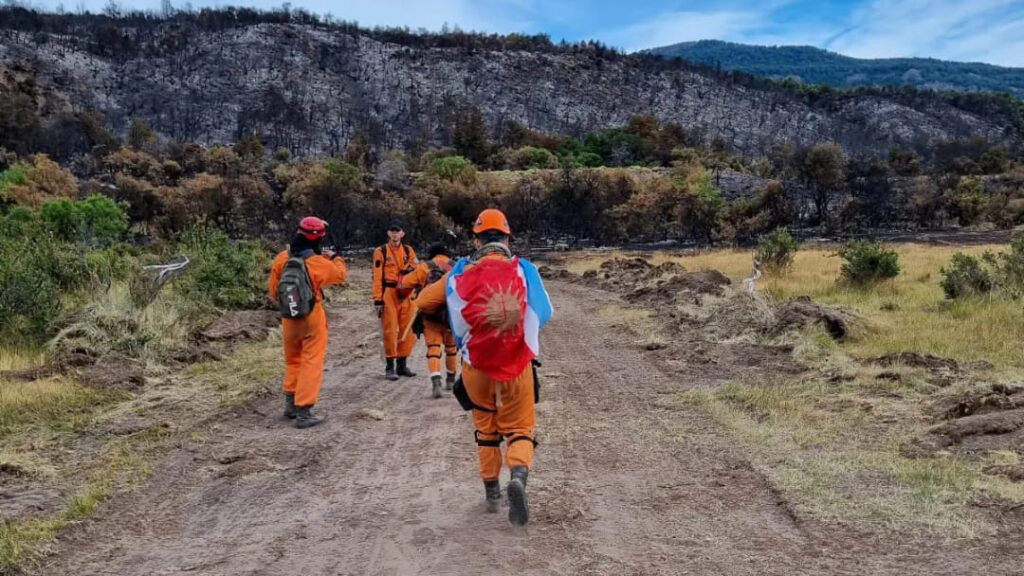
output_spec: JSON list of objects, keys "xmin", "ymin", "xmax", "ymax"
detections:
[
  {"xmin": 984, "ymin": 232, "xmax": 1024, "ymax": 298},
  {"xmin": 39, "ymin": 195, "xmax": 128, "ymax": 246},
  {"xmin": 174, "ymin": 226, "xmax": 268, "ymax": 310},
  {"xmin": 0, "ymin": 211, "xmax": 92, "ymax": 345},
  {"xmin": 940, "ymin": 253, "xmax": 993, "ymax": 299},
  {"xmin": 428, "ymin": 156, "xmax": 477, "ymax": 184},
  {"xmin": 510, "ymin": 146, "xmax": 558, "ymax": 170},
  {"xmin": 838, "ymin": 241, "xmax": 900, "ymax": 285},
  {"xmin": 755, "ymin": 228, "xmax": 799, "ymax": 271}
]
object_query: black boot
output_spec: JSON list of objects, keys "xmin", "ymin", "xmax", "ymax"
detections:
[
  {"xmin": 293, "ymin": 405, "xmax": 324, "ymax": 429},
  {"xmin": 396, "ymin": 357, "xmax": 416, "ymax": 377},
  {"xmin": 445, "ymin": 372, "xmax": 456, "ymax": 391},
  {"xmin": 430, "ymin": 375, "xmax": 442, "ymax": 399},
  {"xmin": 283, "ymin": 392, "xmax": 297, "ymax": 419},
  {"xmin": 484, "ymin": 479, "xmax": 501, "ymax": 513},
  {"xmin": 507, "ymin": 466, "xmax": 530, "ymax": 526},
  {"xmin": 385, "ymin": 358, "xmax": 399, "ymax": 381}
]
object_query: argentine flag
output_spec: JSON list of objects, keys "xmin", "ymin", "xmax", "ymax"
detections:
[{"xmin": 446, "ymin": 256, "xmax": 552, "ymax": 381}]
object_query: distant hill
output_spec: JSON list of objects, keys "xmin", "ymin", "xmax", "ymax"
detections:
[
  {"xmin": 646, "ymin": 40, "xmax": 1024, "ymax": 97},
  {"xmin": 1, "ymin": 8, "xmax": 1022, "ymax": 161}
]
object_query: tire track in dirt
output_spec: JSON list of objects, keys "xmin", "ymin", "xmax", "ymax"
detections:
[{"xmin": 36, "ymin": 278, "xmax": 1023, "ymax": 576}]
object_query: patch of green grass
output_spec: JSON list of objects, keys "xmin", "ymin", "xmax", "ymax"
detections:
[
  {"xmin": 0, "ymin": 425, "xmax": 168, "ymax": 570},
  {"xmin": 186, "ymin": 337, "xmax": 283, "ymax": 406},
  {"xmin": 0, "ymin": 377, "xmax": 121, "ymax": 440}
]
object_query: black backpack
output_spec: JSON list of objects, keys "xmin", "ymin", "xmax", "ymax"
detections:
[{"xmin": 277, "ymin": 251, "xmax": 315, "ymax": 319}]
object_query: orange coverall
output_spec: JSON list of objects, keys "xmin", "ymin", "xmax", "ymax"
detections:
[
  {"xmin": 400, "ymin": 255, "xmax": 458, "ymax": 378},
  {"xmin": 268, "ymin": 251, "xmax": 347, "ymax": 407},
  {"xmin": 373, "ymin": 243, "xmax": 418, "ymax": 359},
  {"xmin": 414, "ymin": 254, "xmax": 536, "ymax": 480}
]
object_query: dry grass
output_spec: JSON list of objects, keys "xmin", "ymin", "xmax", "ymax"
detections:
[
  {"xmin": 558, "ymin": 241, "xmax": 1024, "ymax": 536},
  {"xmin": 185, "ymin": 335, "xmax": 283, "ymax": 407},
  {"xmin": 567, "ymin": 243, "xmax": 1023, "ymax": 373},
  {"xmin": 679, "ymin": 374, "xmax": 1024, "ymax": 537}
]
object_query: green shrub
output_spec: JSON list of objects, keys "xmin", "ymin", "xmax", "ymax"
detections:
[
  {"xmin": 39, "ymin": 195, "xmax": 128, "ymax": 246},
  {"xmin": 174, "ymin": 225, "xmax": 267, "ymax": 310},
  {"xmin": 983, "ymin": 232, "xmax": 1024, "ymax": 298},
  {"xmin": 511, "ymin": 147, "xmax": 558, "ymax": 170},
  {"xmin": 428, "ymin": 156, "xmax": 477, "ymax": 184},
  {"xmin": 838, "ymin": 241, "xmax": 900, "ymax": 285},
  {"xmin": 755, "ymin": 228, "xmax": 799, "ymax": 271},
  {"xmin": 0, "ymin": 212, "xmax": 92, "ymax": 345},
  {"xmin": 0, "ymin": 165, "xmax": 28, "ymax": 198},
  {"xmin": 940, "ymin": 253, "xmax": 993, "ymax": 299}
]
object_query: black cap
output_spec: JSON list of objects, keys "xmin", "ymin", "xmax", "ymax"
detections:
[{"xmin": 387, "ymin": 219, "xmax": 404, "ymax": 231}]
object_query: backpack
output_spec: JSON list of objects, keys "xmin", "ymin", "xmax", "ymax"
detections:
[
  {"xmin": 426, "ymin": 260, "xmax": 451, "ymax": 285},
  {"xmin": 449, "ymin": 257, "xmax": 532, "ymax": 381},
  {"xmin": 420, "ymin": 259, "xmax": 453, "ymax": 326},
  {"xmin": 277, "ymin": 251, "xmax": 315, "ymax": 319}
]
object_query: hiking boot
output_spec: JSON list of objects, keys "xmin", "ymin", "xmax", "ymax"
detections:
[
  {"xmin": 385, "ymin": 358, "xmax": 399, "ymax": 381},
  {"xmin": 507, "ymin": 466, "xmax": 530, "ymax": 526},
  {"xmin": 431, "ymin": 375, "xmax": 443, "ymax": 399},
  {"xmin": 396, "ymin": 357, "xmax": 416, "ymax": 378},
  {"xmin": 293, "ymin": 405, "xmax": 324, "ymax": 429},
  {"xmin": 283, "ymin": 392, "xmax": 297, "ymax": 419},
  {"xmin": 484, "ymin": 479, "xmax": 502, "ymax": 513},
  {"xmin": 445, "ymin": 372, "xmax": 456, "ymax": 391}
]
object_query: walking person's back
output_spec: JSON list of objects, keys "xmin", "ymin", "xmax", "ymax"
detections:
[{"xmin": 414, "ymin": 209, "xmax": 552, "ymax": 525}]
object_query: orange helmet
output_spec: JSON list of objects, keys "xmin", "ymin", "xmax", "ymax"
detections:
[{"xmin": 472, "ymin": 209, "xmax": 511, "ymax": 235}]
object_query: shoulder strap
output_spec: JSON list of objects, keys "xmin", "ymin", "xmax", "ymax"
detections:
[{"xmin": 379, "ymin": 245, "xmax": 388, "ymax": 296}]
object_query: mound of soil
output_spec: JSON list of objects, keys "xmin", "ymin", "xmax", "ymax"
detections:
[
  {"xmin": 199, "ymin": 310, "xmax": 278, "ymax": 343},
  {"xmin": 873, "ymin": 352, "xmax": 959, "ymax": 373},
  {"xmin": 915, "ymin": 384, "xmax": 1024, "ymax": 456},
  {"xmin": 929, "ymin": 383, "xmax": 1024, "ymax": 421},
  {"xmin": 984, "ymin": 464, "xmax": 1024, "ymax": 481},
  {"xmin": 537, "ymin": 265, "xmax": 574, "ymax": 281},
  {"xmin": 702, "ymin": 292, "xmax": 777, "ymax": 340},
  {"xmin": 79, "ymin": 354, "xmax": 145, "ymax": 391},
  {"xmin": 627, "ymin": 270, "xmax": 731, "ymax": 304},
  {"xmin": 775, "ymin": 296, "xmax": 850, "ymax": 340}
]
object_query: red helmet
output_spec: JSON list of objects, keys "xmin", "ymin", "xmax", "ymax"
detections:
[{"xmin": 298, "ymin": 216, "xmax": 327, "ymax": 240}]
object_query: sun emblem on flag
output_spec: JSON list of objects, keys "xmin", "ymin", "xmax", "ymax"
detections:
[{"xmin": 482, "ymin": 283, "xmax": 523, "ymax": 333}]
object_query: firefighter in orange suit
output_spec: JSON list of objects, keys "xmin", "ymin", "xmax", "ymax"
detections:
[
  {"xmin": 414, "ymin": 209, "xmax": 552, "ymax": 526},
  {"xmin": 268, "ymin": 217, "xmax": 347, "ymax": 429},
  {"xmin": 399, "ymin": 243, "xmax": 457, "ymax": 398},
  {"xmin": 373, "ymin": 219, "xmax": 418, "ymax": 381}
]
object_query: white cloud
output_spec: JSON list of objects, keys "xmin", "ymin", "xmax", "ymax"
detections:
[
  {"xmin": 824, "ymin": 0, "xmax": 1024, "ymax": 65},
  {"xmin": 602, "ymin": 10, "xmax": 764, "ymax": 52}
]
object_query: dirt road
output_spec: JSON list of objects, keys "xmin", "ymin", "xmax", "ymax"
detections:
[{"xmin": 38, "ymin": 280, "xmax": 1021, "ymax": 576}]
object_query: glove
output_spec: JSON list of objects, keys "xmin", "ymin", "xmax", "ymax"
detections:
[{"xmin": 374, "ymin": 301, "xmax": 384, "ymax": 317}]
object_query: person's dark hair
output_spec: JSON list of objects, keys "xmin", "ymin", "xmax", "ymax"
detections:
[
  {"xmin": 477, "ymin": 231, "xmax": 508, "ymax": 245},
  {"xmin": 290, "ymin": 233, "xmax": 323, "ymax": 256},
  {"xmin": 427, "ymin": 243, "xmax": 451, "ymax": 259}
]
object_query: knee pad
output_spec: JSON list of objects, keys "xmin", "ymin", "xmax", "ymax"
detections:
[{"xmin": 474, "ymin": 430, "xmax": 503, "ymax": 448}]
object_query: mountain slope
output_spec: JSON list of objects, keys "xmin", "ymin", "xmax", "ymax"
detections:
[
  {"xmin": 646, "ymin": 40, "xmax": 1024, "ymax": 97},
  {"xmin": 1, "ymin": 11, "xmax": 1022, "ymax": 160}
]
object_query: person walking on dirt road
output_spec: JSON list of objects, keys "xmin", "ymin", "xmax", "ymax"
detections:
[
  {"xmin": 414, "ymin": 209, "xmax": 552, "ymax": 526},
  {"xmin": 373, "ymin": 219, "xmax": 419, "ymax": 381},
  {"xmin": 398, "ymin": 243, "xmax": 458, "ymax": 399},
  {"xmin": 268, "ymin": 217, "xmax": 347, "ymax": 429}
]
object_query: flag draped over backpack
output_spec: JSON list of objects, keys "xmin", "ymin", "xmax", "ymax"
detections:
[{"xmin": 446, "ymin": 256, "xmax": 552, "ymax": 381}]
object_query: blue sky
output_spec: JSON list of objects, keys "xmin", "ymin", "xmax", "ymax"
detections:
[{"xmin": 36, "ymin": 0, "xmax": 1024, "ymax": 66}]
